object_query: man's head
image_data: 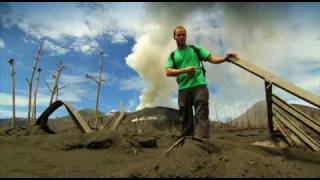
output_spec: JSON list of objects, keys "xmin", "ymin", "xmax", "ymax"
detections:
[{"xmin": 173, "ymin": 26, "xmax": 187, "ymax": 47}]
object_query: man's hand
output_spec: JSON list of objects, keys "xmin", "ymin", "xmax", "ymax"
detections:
[
  {"xmin": 165, "ymin": 66, "xmax": 195, "ymax": 76},
  {"xmin": 184, "ymin": 66, "xmax": 196, "ymax": 74},
  {"xmin": 224, "ymin": 53, "xmax": 238, "ymax": 62}
]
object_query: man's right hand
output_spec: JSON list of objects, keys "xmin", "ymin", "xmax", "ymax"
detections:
[
  {"xmin": 184, "ymin": 66, "xmax": 196, "ymax": 74},
  {"xmin": 165, "ymin": 67, "xmax": 195, "ymax": 77}
]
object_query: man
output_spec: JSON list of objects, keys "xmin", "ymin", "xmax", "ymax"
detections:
[{"xmin": 165, "ymin": 25, "xmax": 237, "ymax": 139}]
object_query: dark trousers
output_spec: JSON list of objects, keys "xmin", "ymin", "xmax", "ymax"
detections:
[{"xmin": 178, "ymin": 85, "xmax": 210, "ymax": 138}]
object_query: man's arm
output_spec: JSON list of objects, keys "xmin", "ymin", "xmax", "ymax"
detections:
[
  {"xmin": 165, "ymin": 66, "xmax": 196, "ymax": 77},
  {"xmin": 207, "ymin": 53, "xmax": 238, "ymax": 64}
]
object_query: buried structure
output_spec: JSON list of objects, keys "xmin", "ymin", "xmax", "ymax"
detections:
[{"xmin": 35, "ymin": 100, "xmax": 92, "ymax": 134}]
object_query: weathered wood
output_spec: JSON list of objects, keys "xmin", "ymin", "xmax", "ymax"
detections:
[
  {"xmin": 31, "ymin": 68, "xmax": 41, "ymax": 125},
  {"xmin": 111, "ymin": 101, "xmax": 125, "ymax": 130},
  {"xmin": 229, "ymin": 57, "xmax": 320, "ymax": 108},
  {"xmin": 27, "ymin": 45, "xmax": 42, "ymax": 127},
  {"xmin": 55, "ymin": 84, "xmax": 68, "ymax": 101},
  {"xmin": 36, "ymin": 100, "xmax": 92, "ymax": 133},
  {"xmin": 165, "ymin": 136, "xmax": 204, "ymax": 155},
  {"xmin": 86, "ymin": 51, "xmax": 105, "ymax": 129},
  {"xmin": 265, "ymin": 80, "xmax": 275, "ymax": 136},
  {"xmin": 49, "ymin": 61, "xmax": 64, "ymax": 106},
  {"xmin": 273, "ymin": 117, "xmax": 296, "ymax": 147},
  {"xmin": 8, "ymin": 58, "xmax": 16, "ymax": 129},
  {"xmin": 272, "ymin": 94, "xmax": 320, "ymax": 135},
  {"xmin": 64, "ymin": 102, "xmax": 92, "ymax": 133},
  {"xmin": 165, "ymin": 136, "xmax": 185, "ymax": 155},
  {"xmin": 273, "ymin": 106, "xmax": 320, "ymax": 151}
]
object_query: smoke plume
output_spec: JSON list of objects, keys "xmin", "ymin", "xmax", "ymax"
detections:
[{"xmin": 126, "ymin": 2, "xmax": 319, "ymax": 120}]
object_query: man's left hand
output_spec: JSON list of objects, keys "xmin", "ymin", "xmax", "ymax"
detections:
[{"xmin": 224, "ymin": 53, "xmax": 238, "ymax": 62}]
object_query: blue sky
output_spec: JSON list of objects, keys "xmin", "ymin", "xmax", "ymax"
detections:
[{"xmin": 0, "ymin": 2, "xmax": 319, "ymax": 120}]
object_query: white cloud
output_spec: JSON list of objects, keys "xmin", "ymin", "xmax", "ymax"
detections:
[
  {"xmin": 58, "ymin": 87, "xmax": 88, "ymax": 102},
  {"xmin": 60, "ymin": 74, "xmax": 88, "ymax": 84},
  {"xmin": 0, "ymin": 109, "xmax": 28, "ymax": 118},
  {"xmin": 127, "ymin": 99, "xmax": 137, "ymax": 112},
  {"xmin": 0, "ymin": 92, "xmax": 49, "ymax": 107},
  {"xmin": 0, "ymin": 37, "xmax": 5, "ymax": 48},
  {"xmin": 119, "ymin": 76, "xmax": 146, "ymax": 91},
  {"xmin": 70, "ymin": 38, "xmax": 99, "ymax": 55},
  {"xmin": 109, "ymin": 32, "xmax": 128, "ymax": 44},
  {"xmin": 43, "ymin": 40, "xmax": 69, "ymax": 56},
  {"xmin": 1, "ymin": 3, "xmax": 144, "ymax": 52}
]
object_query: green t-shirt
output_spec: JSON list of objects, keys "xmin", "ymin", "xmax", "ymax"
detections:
[{"xmin": 165, "ymin": 45, "xmax": 211, "ymax": 90}]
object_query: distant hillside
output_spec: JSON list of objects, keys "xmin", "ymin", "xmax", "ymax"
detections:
[
  {"xmin": 231, "ymin": 100, "xmax": 268, "ymax": 129},
  {"xmin": 0, "ymin": 118, "xmax": 27, "ymax": 129},
  {"xmin": 0, "ymin": 109, "xmax": 104, "ymax": 131},
  {"xmin": 231, "ymin": 100, "xmax": 320, "ymax": 129},
  {"xmin": 1, "ymin": 102, "xmax": 317, "ymax": 133},
  {"xmin": 291, "ymin": 104, "xmax": 320, "ymax": 120},
  {"xmin": 111, "ymin": 106, "xmax": 180, "ymax": 134},
  {"xmin": 48, "ymin": 109, "xmax": 105, "ymax": 133}
]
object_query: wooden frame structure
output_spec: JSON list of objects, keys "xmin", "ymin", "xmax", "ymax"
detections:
[{"xmin": 229, "ymin": 57, "xmax": 320, "ymax": 151}]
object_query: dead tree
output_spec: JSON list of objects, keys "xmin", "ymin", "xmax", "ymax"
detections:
[
  {"xmin": 86, "ymin": 51, "xmax": 105, "ymax": 129},
  {"xmin": 48, "ymin": 61, "xmax": 64, "ymax": 106},
  {"xmin": 8, "ymin": 58, "xmax": 16, "ymax": 129},
  {"xmin": 31, "ymin": 68, "xmax": 41, "ymax": 125},
  {"xmin": 27, "ymin": 45, "xmax": 42, "ymax": 127},
  {"xmin": 44, "ymin": 79, "xmax": 54, "ymax": 100},
  {"xmin": 55, "ymin": 84, "xmax": 68, "ymax": 101},
  {"xmin": 44, "ymin": 81, "xmax": 68, "ymax": 101}
]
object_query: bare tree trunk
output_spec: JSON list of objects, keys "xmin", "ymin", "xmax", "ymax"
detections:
[
  {"xmin": 95, "ymin": 51, "xmax": 103, "ymax": 129},
  {"xmin": 86, "ymin": 51, "xmax": 104, "ymax": 129},
  {"xmin": 31, "ymin": 68, "xmax": 41, "ymax": 125},
  {"xmin": 8, "ymin": 59, "xmax": 16, "ymax": 129},
  {"xmin": 27, "ymin": 46, "xmax": 42, "ymax": 127},
  {"xmin": 56, "ymin": 86, "xmax": 59, "ymax": 102},
  {"xmin": 55, "ymin": 84, "xmax": 68, "ymax": 101},
  {"xmin": 49, "ymin": 61, "xmax": 64, "ymax": 106}
]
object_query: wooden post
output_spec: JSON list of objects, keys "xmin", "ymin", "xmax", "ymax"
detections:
[
  {"xmin": 27, "ymin": 45, "xmax": 42, "ymax": 127},
  {"xmin": 110, "ymin": 101, "xmax": 125, "ymax": 130},
  {"xmin": 49, "ymin": 61, "xmax": 64, "ymax": 106},
  {"xmin": 31, "ymin": 68, "xmax": 41, "ymax": 125},
  {"xmin": 86, "ymin": 51, "xmax": 104, "ymax": 129},
  {"xmin": 265, "ymin": 80, "xmax": 276, "ymax": 137},
  {"xmin": 95, "ymin": 51, "xmax": 103, "ymax": 129},
  {"xmin": 8, "ymin": 58, "xmax": 16, "ymax": 129},
  {"xmin": 55, "ymin": 84, "xmax": 68, "ymax": 101}
]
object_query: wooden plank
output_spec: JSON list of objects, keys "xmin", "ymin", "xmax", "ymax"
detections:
[
  {"xmin": 64, "ymin": 102, "xmax": 92, "ymax": 133},
  {"xmin": 273, "ymin": 106, "xmax": 320, "ymax": 151},
  {"xmin": 229, "ymin": 57, "xmax": 320, "ymax": 108},
  {"xmin": 165, "ymin": 137, "xmax": 185, "ymax": 155},
  {"xmin": 111, "ymin": 101, "xmax": 125, "ymax": 130},
  {"xmin": 273, "ymin": 117, "xmax": 295, "ymax": 147},
  {"xmin": 36, "ymin": 100, "xmax": 92, "ymax": 133},
  {"xmin": 272, "ymin": 94, "xmax": 320, "ymax": 135}
]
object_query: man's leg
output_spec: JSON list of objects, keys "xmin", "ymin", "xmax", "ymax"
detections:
[
  {"xmin": 193, "ymin": 85, "xmax": 210, "ymax": 139},
  {"xmin": 178, "ymin": 89, "xmax": 194, "ymax": 137}
]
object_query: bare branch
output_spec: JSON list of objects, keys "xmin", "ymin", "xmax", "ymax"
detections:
[
  {"xmin": 43, "ymin": 79, "xmax": 54, "ymax": 93},
  {"xmin": 86, "ymin": 74, "xmax": 99, "ymax": 84},
  {"xmin": 58, "ymin": 84, "xmax": 69, "ymax": 91}
]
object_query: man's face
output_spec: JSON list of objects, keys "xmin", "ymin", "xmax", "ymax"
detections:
[{"xmin": 174, "ymin": 28, "xmax": 187, "ymax": 46}]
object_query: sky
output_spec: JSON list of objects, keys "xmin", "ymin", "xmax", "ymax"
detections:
[{"xmin": 0, "ymin": 2, "xmax": 319, "ymax": 121}]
